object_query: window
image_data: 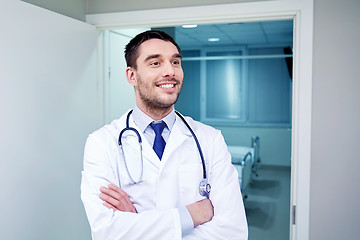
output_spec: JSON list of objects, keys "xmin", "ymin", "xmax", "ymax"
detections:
[{"xmin": 175, "ymin": 21, "xmax": 293, "ymax": 127}]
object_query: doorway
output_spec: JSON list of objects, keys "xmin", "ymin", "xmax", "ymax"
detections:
[
  {"xmin": 104, "ymin": 19, "xmax": 293, "ymax": 239},
  {"xmin": 89, "ymin": 1, "xmax": 314, "ymax": 239}
]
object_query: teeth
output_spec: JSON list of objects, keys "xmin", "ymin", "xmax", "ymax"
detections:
[{"xmin": 159, "ymin": 84, "xmax": 174, "ymax": 88}]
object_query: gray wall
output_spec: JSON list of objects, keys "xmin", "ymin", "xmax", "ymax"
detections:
[
  {"xmin": 22, "ymin": 0, "xmax": 87, "ymax": 21},
  {"xmin": 0, "ymin": 1, "xmax": 97, "ymax": 239},
  {"xmin": 310, "ymin": 0, "xmax": 360, "ymax": 239}
]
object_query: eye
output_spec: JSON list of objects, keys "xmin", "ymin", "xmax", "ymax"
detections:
[
  {"xmin": 150, "ymin": 61, "xmax": 160, "ymax": 66},
  {"xmin": 172, "ymin": 59, "xmax": 181, "ymax": 65}
]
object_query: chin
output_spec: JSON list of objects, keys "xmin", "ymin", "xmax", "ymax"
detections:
[
  {"xmin": 152, "ymin": 98, "xmax": 178, "ymax": 110},
  {"xmin": 162, "ymin": 97, "xmax": 179, "ymax": 107}
]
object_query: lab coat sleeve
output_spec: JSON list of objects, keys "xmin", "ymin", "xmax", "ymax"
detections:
[
  {"xmin": 183, "ymin": 131, "xmax": 248, "ymax": 240},
  {"xmin": 81, "ymin": 134, "xmax": 182, "ymax": 240}
]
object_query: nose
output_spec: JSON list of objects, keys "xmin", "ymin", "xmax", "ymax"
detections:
[{"xmin": 162, "ymin": 61, "xmax": 175, "ymax": 77}]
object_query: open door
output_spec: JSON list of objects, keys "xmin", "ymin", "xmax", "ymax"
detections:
[{"xmin": 0, "ymin": 1, "xmax": 98, "ymax": 239}]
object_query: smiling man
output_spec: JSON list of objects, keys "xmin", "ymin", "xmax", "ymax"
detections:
[
  {"xmin": 81, "ymin": 30, "xmax": 248, "ymax": 240},
  {"xmin": 126, "ymin": 37, "xmax": 183, "ymax": 120}
]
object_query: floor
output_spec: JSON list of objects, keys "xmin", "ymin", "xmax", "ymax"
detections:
[{"xmin": 243, "ymin": 165, "xmax": 291, "ymax": 240}]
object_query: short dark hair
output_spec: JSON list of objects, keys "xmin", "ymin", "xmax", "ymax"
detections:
[{"xmin": 125, "ymin": 30, "xmax": 181, "ymax": 69}]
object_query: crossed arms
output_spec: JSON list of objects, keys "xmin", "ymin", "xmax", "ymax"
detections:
[
  {"xmin": 81, "ymin": 130, "xmax": 248, "ymax": 239},
  {"xmin": 99, "ymin": 184, "xmax": 214, "ymax": 227}
]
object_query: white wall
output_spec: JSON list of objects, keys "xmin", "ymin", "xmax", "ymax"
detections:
[
  {"xmin": 21, "ymin": 0, "xmax": 87, "ymax": 21},
  {"xmin": 0, "ymin": 1, "xmax": 96, "ymax": 239},
  {"xmin": 310, "ymin": 0, "xmax": 360, "ymax": 239}
]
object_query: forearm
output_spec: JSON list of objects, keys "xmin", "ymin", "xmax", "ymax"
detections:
[
  {"xmin": 183, "ymin": 179, "xmax": 247, "ymax": 240},
  {"xmin": 184, "ymin": 190, "xmax": 247, "ymax": 240},
  {"xmin": 98, "ymin": 184, "xmax": 214, "ymax": 237},
  {"xmin": 98, "ymin": 183, "xmax": 195, "ymax": 237},
  {"xmin": 186, "ymin": 198, "xmax": 214, "ymax": 227},
  {"xmin": 183, "ymin": 132, "xmax": 248, "ymax": 240},
  {"xmin": 81, "ymin": 182, "xmax": 182, "ymax": 240}
]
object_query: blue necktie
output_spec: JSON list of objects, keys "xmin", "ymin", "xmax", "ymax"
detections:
[{"xmin": 150, "ymin": 121, "xmax": 166, "ymax": 160}]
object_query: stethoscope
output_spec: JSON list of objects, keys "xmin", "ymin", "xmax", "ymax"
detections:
[{"xmin": 118, "ymin": 110, "xmax": 211, "ymax": 198}]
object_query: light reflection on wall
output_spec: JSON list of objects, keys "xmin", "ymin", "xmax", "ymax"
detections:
[{"xmin": 225, "ymin": 58, "xmax": 242, "ymax": 119}]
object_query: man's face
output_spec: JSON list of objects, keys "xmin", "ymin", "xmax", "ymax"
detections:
[{"xmin": 127, "ymin": 39, "xmax": 184, "ymax": 112}]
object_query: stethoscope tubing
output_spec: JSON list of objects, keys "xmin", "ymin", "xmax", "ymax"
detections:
[
  {"xmin": 118, "ymin": 110, "xmax": 144, "ymax": 184},
  {"xmin": 118, "ymin": 110, "xmax": 210, "ymax": 196},
  {"xmin": 175, "ymin": 111, "xmax": 207, "ymax": 180}
]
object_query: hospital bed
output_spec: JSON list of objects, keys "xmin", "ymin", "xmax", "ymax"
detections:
[{"xmin": 228, "ymin": 136, "xmax": 260, "ymax": 195}]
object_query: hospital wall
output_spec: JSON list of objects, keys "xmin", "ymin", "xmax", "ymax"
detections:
[
  {"xmin": 0, "ymin": 1, "xmax": 95, "ymax": 239},
  {"xmin": 310, "ymin": 0, "xmax": 360, "ymax": 239}
]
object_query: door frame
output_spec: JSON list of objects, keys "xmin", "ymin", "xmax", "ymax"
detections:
[{"xmin": 87, "ymin": 1, "xmax": 314, "ymax": 239}]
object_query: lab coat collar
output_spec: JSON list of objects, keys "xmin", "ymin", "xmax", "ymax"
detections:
[
  {"xmin": 122, "ymin": 110, "xmax": 162, "ymax": 169},
  {"xmin": 160, "ymin": 113, "xmax": 193, "ymax": 165},
  {"xmin": 119, "ymin": 110, "xmax": 193, "ymax": 169}
]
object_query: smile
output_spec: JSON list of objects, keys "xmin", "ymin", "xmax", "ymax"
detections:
[{"xmin": 158, "ymin": 83, "xmax": 175, "ymax": 88}]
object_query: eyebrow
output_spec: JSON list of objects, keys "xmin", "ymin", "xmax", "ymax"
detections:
[
  {"xmin": 144, "ymin": 53, "xmax": 182, "ymax": 63},
  {"xmin": 173, "ymin": 53, "xmax": 183, "ymax": 59}
]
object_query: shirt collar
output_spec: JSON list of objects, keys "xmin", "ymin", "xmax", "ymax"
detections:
[{"xmin": 132, "ymin": 105, "xmax": 176, "ymax": 133}]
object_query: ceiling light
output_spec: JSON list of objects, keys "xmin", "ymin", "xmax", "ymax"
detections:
[
  {"xmin": 182, "ymin": 24, "xmax": 198, "ymax": 28},
  {"xmin": 208, "ymin": 38, "xmax": 220, "ymax": 42}
]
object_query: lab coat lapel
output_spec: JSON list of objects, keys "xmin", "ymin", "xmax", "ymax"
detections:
[
  {"xmin": 125, "ymin": 115, "xmax": 161, "ymax": 169},
  {"xmin": 161, "ymin": 115, "xmax": 192, "ymax": 165},
  {"xmin": 141, "ymin": 134, "xmax": 161, "ymax": 168}
]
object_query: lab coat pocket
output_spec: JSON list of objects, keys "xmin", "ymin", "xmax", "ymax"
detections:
[{"xmin": 178, "ymin": 163, "xmax": 205, "ymax": 206}]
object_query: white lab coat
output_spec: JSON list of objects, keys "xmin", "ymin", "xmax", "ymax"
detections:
[{"xmin": 81, "ymin": 111, "xmax": 248, "ymax": 240}]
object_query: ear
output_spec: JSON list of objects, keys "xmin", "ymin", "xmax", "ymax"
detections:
[{"xmin": 126, "ymin": 67, "xmax": 137, "ymax": 87}]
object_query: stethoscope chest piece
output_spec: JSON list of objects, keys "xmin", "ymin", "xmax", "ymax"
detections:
[{"xmin": 199, "ymin": 179, "xmax": 211, "ymax": 198}]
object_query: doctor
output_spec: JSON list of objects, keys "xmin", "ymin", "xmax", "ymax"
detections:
[{"xmin": 81, "ymin": 30, "xmax": 248, "ymax": 239}]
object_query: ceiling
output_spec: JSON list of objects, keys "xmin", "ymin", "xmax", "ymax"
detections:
[{"xmin": 174, "ymin": 20, "xmax": 293, "ymax": 49}]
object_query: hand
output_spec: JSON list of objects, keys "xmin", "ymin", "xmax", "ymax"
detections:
[
  {"xmin": 99, "ymin": 184, "xmax": 137, "ymax": 213},
  {"xmin": 186, "ymin": 198, "xmax": 214, "ymax": 227}
]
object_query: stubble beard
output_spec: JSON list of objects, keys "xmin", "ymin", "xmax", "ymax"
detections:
[{"xmin": 137, "ymin": 76, "xmax": 182, "ymax": 113}]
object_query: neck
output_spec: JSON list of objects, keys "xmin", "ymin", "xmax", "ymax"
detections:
[{"xmin": 137, "ymin": 103, "xmax": 174, "ymax": 121}]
